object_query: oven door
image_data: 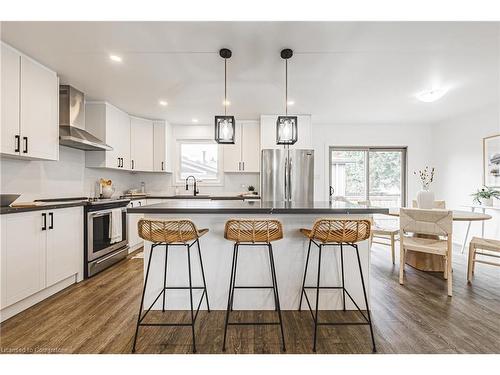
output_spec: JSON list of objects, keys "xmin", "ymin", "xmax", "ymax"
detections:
[{"xmin": 87, "ymin": 207, "xmax": 128, "ymax": 261}]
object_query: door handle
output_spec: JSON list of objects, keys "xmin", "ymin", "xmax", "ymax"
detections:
[
  {"xmin": 49, "ymin": 212, "xmax": 54, "ymax": 229},
  {"xmin": 138, "ymin": 201, "xmax": 142, "ymax": 206},
  {"xmin": 329, "ymin": 186, "xmax": 334, "ymax": 197},
  {"xmin": 14, "ymin": 135, "xmax": 20, "ymax": 152},
  {"xmin": 42, "ymin": 213, "xmax": 47, "ymax": 230},
  {"xmin": 131, "ymin": 159, "xmax": 134, "ymax": 169},
  {"xmin": 118, "ymin": 157, "xmax": 121, "ymax": 168},
  {"xmin": 22, "ymin": 137, "xmax": 28, "ymax": 153},
  {"xmin": 242, "ymin": 161, "xmax": 245, "ymax": 171},
  {"xmin": 161, "ymin": 161, "xmax": 164, "ymax": 171}
]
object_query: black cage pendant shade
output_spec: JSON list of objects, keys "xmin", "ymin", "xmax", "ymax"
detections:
[
  {"xmin": 215, "ymin": 48, "xmax": 235, "ymax": 144},
  {"xmin": 276, "ymin": 48, "xmax": 298, "ymax": 145}
]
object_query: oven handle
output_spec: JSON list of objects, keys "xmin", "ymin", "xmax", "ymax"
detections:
[
  {"xmin": 88, "ymin": 208, "xmax": 126, "ymax": 218},
  {"xmin": 95, "ymin": 248, "xmax": 127, "ymax": 265}
]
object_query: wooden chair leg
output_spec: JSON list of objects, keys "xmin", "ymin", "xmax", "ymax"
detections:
[
  {"xmin": 399, "ymin": 247, "xmax": 405, "ymax": 285},
  {"xmin": 390, "ymin": 234, "xmax": 395, "ymax": 265},
  {"xmin": 447, "ymin": 242, "xmax": 453, "ymax": 297},
  {"xmin": 467, "ymin": 244, "xmax": 475, "ymax": 283}
]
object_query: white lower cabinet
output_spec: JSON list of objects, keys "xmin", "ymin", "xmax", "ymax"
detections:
[
  {"xmin": 0, "ymin": 207, "xmax": 82, "ymax": 313},
  {"xmin": 127, "ymin": 200, "xmax": 146, "ymax": 251}
]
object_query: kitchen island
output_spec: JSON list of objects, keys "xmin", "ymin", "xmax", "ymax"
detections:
[{"xmin": 128, "ymin": 200, "xmax": 388, "ymax": 311}]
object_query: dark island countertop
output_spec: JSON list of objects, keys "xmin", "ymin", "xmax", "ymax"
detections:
[
  {"xmin": 127, "ymin": 200, "xmax": 389, "ymax": 215},
  {"xmin": 1, "ymin": 200, "xmax": 88, "ymax": 215}
]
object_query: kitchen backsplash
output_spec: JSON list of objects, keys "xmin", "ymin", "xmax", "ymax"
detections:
[{"xmin": 1, "ymin": 146, "xmax": 260, "ymax": 201}]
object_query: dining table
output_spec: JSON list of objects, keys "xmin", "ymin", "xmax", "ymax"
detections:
[{"xmin": 387, "ymin": 208, "xmax": 492, "ymax": 272}]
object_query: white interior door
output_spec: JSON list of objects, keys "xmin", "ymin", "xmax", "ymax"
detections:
[
  {"xmin": 20, "ymin": 56, "xmax": 58, "ymax": 160},
  {"xmin": 46, "ymin": 208, "xmax": 82, "ymax": 287},
  {"xmin": 1, "ymin": 43, "xmax": 21, "ymax": 156}
]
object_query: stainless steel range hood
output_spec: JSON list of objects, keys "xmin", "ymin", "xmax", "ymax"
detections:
[{"xmin": 59, "ymin": 85, "xmax": 112, "ymax": 151}]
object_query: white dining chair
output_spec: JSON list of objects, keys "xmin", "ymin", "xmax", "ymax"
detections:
[{"xmin": 399, "ymin": 208, "xmax": 453, "ymax": 296}]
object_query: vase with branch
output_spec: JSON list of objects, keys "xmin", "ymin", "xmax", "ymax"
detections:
[{"xmin": 414, "ymin": 166, "xmax": 435, "ymax": 208}]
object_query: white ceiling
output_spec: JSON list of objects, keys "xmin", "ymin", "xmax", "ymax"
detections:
[{"xmin": 1, "ymin": 21, "xmax": 499, "ymax": 125}]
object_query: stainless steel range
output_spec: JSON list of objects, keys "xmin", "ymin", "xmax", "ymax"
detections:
[{"xmin": 84, "ymin": 198, "xmax": 129, "ymax": 278}]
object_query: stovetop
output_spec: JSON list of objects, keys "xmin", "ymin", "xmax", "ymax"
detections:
[{"xmin": 36, "ymin": 196, "xmax": 131, "ymax": 206}]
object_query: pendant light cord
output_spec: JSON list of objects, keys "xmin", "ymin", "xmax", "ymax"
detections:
[
  {"xmin": 285, "ymin": 59, "xmax": 288, "ymax": 116},
  {"xmin": 224, "ymin": 58, "xmax": 227, "ymax": 116}
]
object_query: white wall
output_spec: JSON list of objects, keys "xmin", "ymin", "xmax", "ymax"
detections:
[
  {"xmin": 432, "ymin": 104, "xmax": 500, "ymax": 244},
  {"xmin": 312, "ymin": 122, "xmax": 434, "ymax": 203}
]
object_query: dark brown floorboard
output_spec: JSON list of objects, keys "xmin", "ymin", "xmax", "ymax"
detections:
[{"xmin": 1, "ymin": 244, "xmax": 499, "ymax": 354}]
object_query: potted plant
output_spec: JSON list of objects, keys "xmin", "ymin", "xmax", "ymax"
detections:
[
  {"xmin": 414, "ymin": 166, "xmax": 435, "ymax": 208},
  {"xmin": 471, "ymin": 186, "xmax": 500, "ymax": 206}
]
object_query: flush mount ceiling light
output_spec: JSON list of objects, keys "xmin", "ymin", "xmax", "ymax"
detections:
[
  {"xmin": 192, "ymin": 118, "xmax": 199, "ymax": 123},
  {"xmin": 416, "ymin": 88, "xmax": 448, "ymax": 103},
  {"xmin": 287, "ymin": 100, "xmax": 295, "ymax": 106},
  {"xmin": 276, "ymin": 48, "xmax": 298, "ymax": 145},
  {"xmin": 159, "ymin": 100, "xmax": 168, "ymax": 106},
  {"xmin": 109, "ymin": 54, "xmax": 122, "ymax": 63},
  {"xmin": 214, "ymin": 48, "xmax": 235, "ymax": 144}
]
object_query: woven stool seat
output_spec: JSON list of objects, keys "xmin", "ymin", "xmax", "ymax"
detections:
[
  {"xmin": 224, "ymin": 219, "xmax": 283, "ymax": 243},
  {"xmin": 300, "ymin": 219, "xmax": 371, "ymax": 243},
  {"xmin": 138, "ymin": 218, "xmax": 208, "ymax": 244}
]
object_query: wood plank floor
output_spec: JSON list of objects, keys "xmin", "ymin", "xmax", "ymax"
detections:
[{"xmin": 1, "ymin": 244, "xmax": 499, "ymax": 354}]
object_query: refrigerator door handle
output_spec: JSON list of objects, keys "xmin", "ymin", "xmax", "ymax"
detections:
[
  {"xmin": 284, "ymin": 156, "xmax": 288, "ymax": 201},
  {"xmin": 288, "ymin": 157, "xmax": 292, "ymax": 201}
]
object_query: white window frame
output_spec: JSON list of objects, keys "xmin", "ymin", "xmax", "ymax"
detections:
[{"xmin": 174, "ymin": 138, "xmax": 224, "ymax": 186}]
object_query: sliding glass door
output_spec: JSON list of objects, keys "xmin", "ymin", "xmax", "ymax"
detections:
[{"xmin": 329, "ymin": 147, "xmax": 407, "ymax": 207}]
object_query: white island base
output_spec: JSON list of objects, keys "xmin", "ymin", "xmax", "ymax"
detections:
[{"xmin": 136, "ymin": 213, "xmax": 373, "ymax": 311}]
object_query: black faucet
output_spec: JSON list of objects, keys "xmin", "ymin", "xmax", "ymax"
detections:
[{"xmin": 185, "ymin": 175, "xmax": 199, "ymax": 196}]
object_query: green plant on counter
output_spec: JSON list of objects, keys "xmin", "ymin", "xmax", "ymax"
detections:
[{"xmin": 471, "ymin": 186, "xmax": 500, "ymax": 204}]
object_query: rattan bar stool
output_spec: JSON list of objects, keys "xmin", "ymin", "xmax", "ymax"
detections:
[
  {"xmin": 132, "ymin": 218, "xmax": 210, "ymax": 353},
  {"xmin": 298, "ymin": 218, "xmax": 376, "ymax": 352},
  {"xmin": 222, "ymin": 219, "xmax": 286, "ymax": 352}
]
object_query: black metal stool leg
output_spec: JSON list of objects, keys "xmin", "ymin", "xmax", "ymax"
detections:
[
  {"xmin": 340, "ymin": 243, "xmax": 346, "ymax": 311},
  {"xmin": 132, "ymin": 244, "xmax": 156, "ymax": 353},
  {"xmin": 267, "ymin": 243, "xmax": 278, "ymax": 312},
  {"xmin": 298, "ymin": 239, "xmax": 312, "ymax": 311},
  {"xmin": 230, "ymin": 244, "xmax": 239, "ymax": 311},
  {"xmin": 268, "ymin": 244, "xmax": 286, "ymax": 352},
  {"xmin": 196, "ymin": 239, "xmax": 210, "ymax": 312},
  {"xmin": 162, "ymin": 244, "xmax": 169, "ymax": 312},
  {"xmin": 354, "ymin": 244, "xmax": 377, "ymax": 353},
  {"xmin": 222, "ymin": 243, "xmax": 237, "ymax": 352},
  {"xmin": 187, "ymin": 243, "xmax": 197, "ymax": 353},
  {"xmin": 313, "ymin": 244, "xmax": 322, "ymax": 352}
]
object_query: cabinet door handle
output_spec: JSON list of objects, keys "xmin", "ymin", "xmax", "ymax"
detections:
[
  {"xmin": 131, "ymin": 160, "xmax": 134, "ymax": 169},
  {"xmin": 238, "ymin": 162, "xmax": 241, "ymax": 171},
  {"xmin": 242, "ymin": 161, "xmax": 245, "ymax": 171},
  {"xmin": 118, "ymin": 157, "xmax": 121, "ymax": 168},
  {"xmin": 22, "ymin": 137, "xmax": 28, "ymax": 153},
  {"xmin": 14, "ymin": 135, "xmax": 20, "ymax": 152},
  {"xmin": 161, "ymin": 161, "xmax": 164, "ymax": 171},
  {"xmin": 49, "ymin": 212, "xmax": 54, "ymax": 229},
  {"xmin": 130, "ymin": 202, "xmax": 134, "ymax": 207},
  {"xmin": 42, "ymin": 213, "xmax": 47, "ymax": 230},
  {"xmin": 138, "ymin": 201, "xmax": 142, "ymax": 206}
]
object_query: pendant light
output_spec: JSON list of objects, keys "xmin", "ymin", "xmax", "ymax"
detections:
[
  {"xmin": 276, "ymin": 48, "xmax": 298, "ymax": 145},
  {"xmin": 215, "ymin": 48, "xmax": 235, "ymax": 144}
]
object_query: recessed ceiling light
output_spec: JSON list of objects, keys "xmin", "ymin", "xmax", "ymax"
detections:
[
  {"xmin": 222, "ymin": 99, "xmax": 231, "ymax": 106},
  {"xmin": 109, "ymin": 54, "xmax": 122, "ymax": 63},
  {"xmin": 287, "ymin": 100, "xmax": 295, "ymax": 106},
  {"xmin": 192, "ymin": 118, "xmax": 199, "ymax": 123},
  {"xmin": 159, "ymin": 100, "xmax": 168, "ymax": 106},
  {"xmin": 416, "ymin": 88, "xmax": 448, "ymax": 103}
]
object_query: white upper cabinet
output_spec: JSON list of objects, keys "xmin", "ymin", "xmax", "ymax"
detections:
[
  {"xmin": 130, "ymin": 117, "xmax": 154, "ymax": 172},
  {"xmin": 0, "ymin": 42, "xmax": 58, "ymax": 161},
  {"xmin": 1, "ymin": 43, "xmax": 21, "ymax": 157},
  {"xmin": 85, "ymin": 102, "xmax": 131, "ymax": 170},
  {"xmin": 260, "ymin": 115, "xmax": 312, "ymax": 150},
  {"xmin": 223, "ymin": 121, "xmax": 260, "ymax": 173},
  {"xmin": 153, "ymin": 120, "xmax": 172, "ymax": 173}
]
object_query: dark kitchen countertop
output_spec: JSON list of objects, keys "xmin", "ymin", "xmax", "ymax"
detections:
[
  {"xmin": 127, "ymin": 200, "xmax": 389, "ymax": 215},
  {"xmin": 123, "ymin": 194, "xmax": 261, "ymax": 201},
  {"xmin": 1, "ymin": 200, "xmax": 87, "ymax": 214}
]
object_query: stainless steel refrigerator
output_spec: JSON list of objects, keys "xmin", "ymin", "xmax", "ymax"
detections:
[{"xmin": 261, "ymin": 149, "xmax": 314, "ymax": 202}]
